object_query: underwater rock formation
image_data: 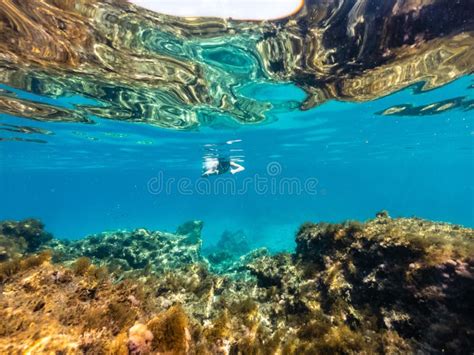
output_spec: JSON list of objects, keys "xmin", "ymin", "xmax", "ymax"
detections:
[
  {"xmin": 0, "ymin": 219, "xmax": 52, "ymax": 261},
  {"xmin": 205, "ymin": 229, "xmax": 252, "ymax": 272},
  {"xmin": 0, "ymin": 0, "xmax": 472, "ymax": 129},
  {"xmin": 0, "ymin": 214, "xmax": 473, "ymax": 353},
  {"xmin": 176, "ymin": 220, "xmax": 204, "ymax": 245},
  {"xmin": 293, "ymin": 216, "xmax": 474, "ymax": 352},
  {"xmin": 49, "ymin": 223, "xmax": 204, "ymax": 274}
]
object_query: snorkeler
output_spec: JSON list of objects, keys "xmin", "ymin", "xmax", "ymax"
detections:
[
  {"xmin": 201, "ymin": 139, "xmax": 245, "ymax": 177},
  {"xmin": 202, "ymin": 156, "xmax": 245, "ymax": 176}
]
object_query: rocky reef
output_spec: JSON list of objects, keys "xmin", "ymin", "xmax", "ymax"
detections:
[
  {"xmin": 0, "ymin": 218, "xmax": 52, "ymax": 261},
  {"xmin": 49, "ymin": 221, "xmax": 204, "ymax": 275},
  {"xmin": 204, "ymin": 229, "xmax": 251, "ymax": 273},
  {"xmin": 0, "ymin": 213, "xmax": 473, "ymax": 354}
]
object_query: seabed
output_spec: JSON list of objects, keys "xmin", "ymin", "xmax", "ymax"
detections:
[{"xmin": 1, "ymin": 212, "xmax": 473, "ymax": 354}]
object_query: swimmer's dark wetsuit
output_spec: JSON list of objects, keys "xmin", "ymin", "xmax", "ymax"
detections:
[{"xmin": 217, "ymin": 158, "xmax": 231, "ymax": 175}]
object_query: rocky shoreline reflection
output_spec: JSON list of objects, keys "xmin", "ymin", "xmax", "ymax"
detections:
[{"xmin": 0, "ymin": 0, "xmax": 472, "ymax": 128}]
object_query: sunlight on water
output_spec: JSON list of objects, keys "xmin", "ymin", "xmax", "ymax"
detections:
[{"xmin": 129, "ymin": 0, "xmax": 304, "ymax": 20}]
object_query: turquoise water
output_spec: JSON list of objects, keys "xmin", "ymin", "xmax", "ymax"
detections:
[{"xmin": 1, "ymin": 76, "xmax": 473, "ymax": 251}]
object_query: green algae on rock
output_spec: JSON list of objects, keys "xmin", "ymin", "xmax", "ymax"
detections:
[{"xmin": 0, "ymin": 214, "xmax": 473, "ymax": 353}]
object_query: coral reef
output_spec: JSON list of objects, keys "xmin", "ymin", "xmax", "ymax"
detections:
[{"xmin": 0, "ymin": 214, "xmax": 473, "ymax": 354}]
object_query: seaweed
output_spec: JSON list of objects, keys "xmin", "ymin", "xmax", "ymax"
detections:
[
  {"xmin": 22, "ymin": 250, "xmax": 52, "ymax": 269},
  {"xmin": 72, "ymin": 256, "xmax": 91, "ymax": 276},
  {"xmin": 108, "ymin": 302, "xmax": 137, "ymax": 334},
  {"xmin": 0, "ymin": 250, "xmax": 51, "ymax": 283},
  {"xmin": 83, "ymin": 308, "xmax": 107, "ymax": 330},
  {"xmin": 204, "ymin": 309, "xmax": 231, "ymax": 343},
  {"xmin": 0, "ymin": 259, "xmax": 21, "ymax": 283},
  {"xmin": 88, "ymin": 264, "xmax": 109, "ymax": 282},
  {"xmin": 147, "ymin": 305, "xmax": 189, "ymax": 353}
]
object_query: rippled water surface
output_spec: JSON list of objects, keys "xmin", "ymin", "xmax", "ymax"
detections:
[{"xmin": 0, "ymin": 0, "xmax": 473, "ymax": 249}]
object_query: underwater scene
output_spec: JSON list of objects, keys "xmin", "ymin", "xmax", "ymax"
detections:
[{"xmin": 0, "ymin": 0, "xmax": 473, "ymax": 353}]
